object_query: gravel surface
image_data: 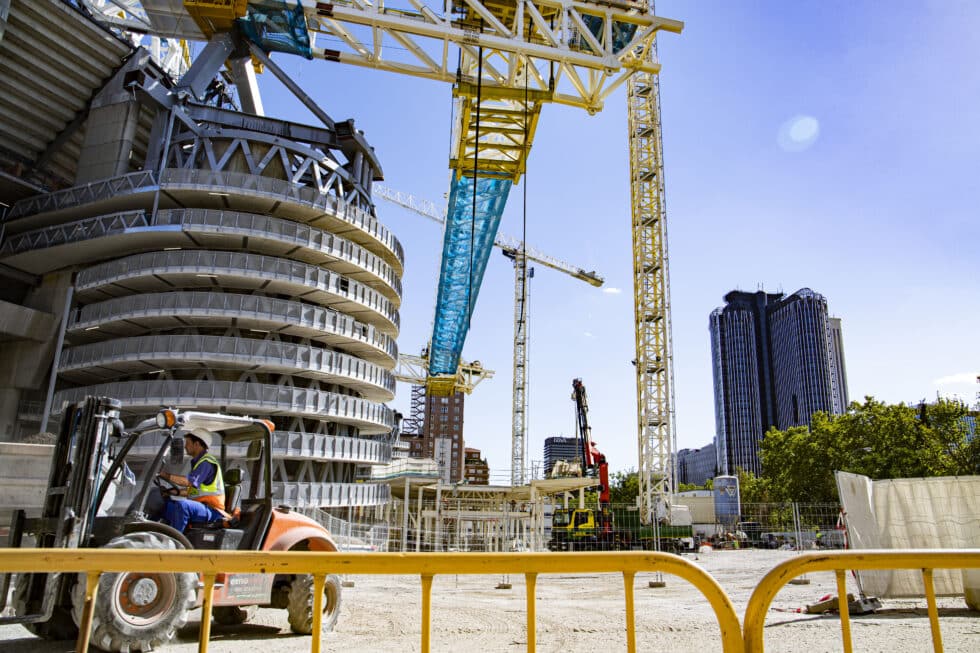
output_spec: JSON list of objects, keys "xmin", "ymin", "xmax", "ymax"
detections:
[{"xmin": 2, "ymin": 550, "xmax": 977, "ymax": 652}]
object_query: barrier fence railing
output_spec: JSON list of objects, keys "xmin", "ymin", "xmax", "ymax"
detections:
[
  {"xmin": 4, "ymin": 549, "xmax": 978, "ymax": 652},
  {"xmin": 743, "ymin": 549, "xmax": 980, "ymax": 653},
  {"xmin": 0, "ymin": 549, "xmax": 742, "ymax": 653}
]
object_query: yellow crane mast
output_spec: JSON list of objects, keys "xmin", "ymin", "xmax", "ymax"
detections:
[{"xmin": 628, "ymin": 47, "xmax": 676, "ymax": 523}]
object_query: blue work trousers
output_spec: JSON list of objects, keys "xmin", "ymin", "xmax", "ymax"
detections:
[{"xmin": 163, "ymin": 498, "xmax": 226, "ymax": 532}]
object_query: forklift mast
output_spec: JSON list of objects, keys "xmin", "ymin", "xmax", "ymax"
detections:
[
  {"xmin": 42, "ymin": 396, "xmax": 126, "ymax": 549},
  {"xmin": 0, "ymin": 396, "xmax": 126, "ymax": 620}
]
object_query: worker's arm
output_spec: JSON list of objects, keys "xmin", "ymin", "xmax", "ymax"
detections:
[
  {"xmin": 158, "ymin": 471, "xmax": 190, "ymax": 496},
  {"xmin": 160, "ymin": 471, "xmax": 190, "ymax": 486},
  {"xmin": 160, "ymin": 461, "xmax": 218, "ymax": 494}
]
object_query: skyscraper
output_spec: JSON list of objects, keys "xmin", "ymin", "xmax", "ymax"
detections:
[
  {"xmin": 543, "ymin": 436, "xmax": 580, "ymax": 477},
  {"xmin": 710, "ymin": 288, "xmax": 847, "ymax": 476},
  {"xmin": 709, "ymin": 290, "xmax": 782, "ymax": 476},
  {"xmin": 828, "ymin": 317, "xmax": 850, "ymax": 413}
]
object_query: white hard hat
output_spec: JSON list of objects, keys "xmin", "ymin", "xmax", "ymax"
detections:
[{"xmin": 185, "ymin": 427, "xmax": 215, "ymax": 448}]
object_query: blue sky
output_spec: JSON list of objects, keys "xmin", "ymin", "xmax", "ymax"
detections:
[{"xmin": 255, "ymin": 1, "xmax": 979, "ymax": 479}]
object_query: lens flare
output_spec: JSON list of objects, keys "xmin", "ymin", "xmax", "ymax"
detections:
[{"xmin": 778, "ymin": 115, "xmax": 820, "ymax": 152}]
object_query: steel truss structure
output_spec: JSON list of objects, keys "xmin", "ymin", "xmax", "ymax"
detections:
[
  {"xmin": 391, "ymin": 352, "xmax": 494, "ymax": 394},
  {"xmin": 79, "ymin": 0, "xmax": 190, "ymax": 78},
  {"xmin": 509, "ymin": 249, "xmax": 530, "ymax": 484},
  {"xmin": 627, "ymin": 50, "xmax": 675, "ymax": 523},
  {"xmin": 79, "ymin": 0, "xmax": 681, "ymax": 515}
]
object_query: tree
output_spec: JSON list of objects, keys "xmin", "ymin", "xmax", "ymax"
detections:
[
  {"xmin": 607, "ymin": 470, "xmax": 639, "ymax": 505},
  {"xmin": 735, "ymin": 468, "xmax": 773, "ymax": 504},
  {"xmin": 760, "ymin": 396, "xmax": 979, "ymax": 503}
]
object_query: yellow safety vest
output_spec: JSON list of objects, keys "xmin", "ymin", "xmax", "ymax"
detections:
[{"xmin": 187, "ymin": 453, "xmax": 226, "ymax": 512}]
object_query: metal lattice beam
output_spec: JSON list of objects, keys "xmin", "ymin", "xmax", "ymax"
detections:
[
  {"xmin": 302, "ymin": 0, "xmax": 681, "ymax": 112},
  {"xmin": 627, "ymin": 47, "xmax": 674, "ymax": 524},
  {"xmin": 392, "ymin": 353, "xmax": 494, "ymax": 394},
  {"xmin": 509, "ymin": 250, "xmax": 529, "ymax": 486}
]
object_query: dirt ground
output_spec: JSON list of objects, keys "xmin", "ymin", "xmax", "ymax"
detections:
[{"xmin": 1, "ymin": 549, "xmax": 977, "ymax": 652}]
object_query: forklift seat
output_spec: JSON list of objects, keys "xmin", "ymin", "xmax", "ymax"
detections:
[
  {"xmin": 184, "ymin": 467, "xmax": 245, "ymax": 541},
  {"xmin": 224, "ymin": 467, "xmax": 244, "ymax": 515}
]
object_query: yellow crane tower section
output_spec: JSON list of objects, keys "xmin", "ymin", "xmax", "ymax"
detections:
[{"xmin": 628, "ymin": 61, "xmax": 675, "ymax": 524}]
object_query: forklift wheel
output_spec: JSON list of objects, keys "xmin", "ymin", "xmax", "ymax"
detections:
[
  {"xmin": 71, "ymin": 532, "xmax": 196, "ymax": 652},
  {"xmin": 286, "ymin": 574, "xmax": 342, "ymax": 635}
]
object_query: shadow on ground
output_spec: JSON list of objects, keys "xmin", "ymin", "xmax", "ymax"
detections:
[{"xmin": 0, "ymin": 621, "xmax": 310, "ymax": 652}]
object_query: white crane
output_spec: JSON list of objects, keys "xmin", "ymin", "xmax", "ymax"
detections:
[{"xmin": 374, "ymin": 185, "xmax": 602, "ymax": 486}]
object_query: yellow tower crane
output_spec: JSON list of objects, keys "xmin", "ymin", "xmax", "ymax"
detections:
[
  {"xmin": 103, "ymin": 0, "xmax": 681, "ymax": 523},
  {"xmin": 374, "ymin": 184, "xmax": 603, "ymax": 486}
]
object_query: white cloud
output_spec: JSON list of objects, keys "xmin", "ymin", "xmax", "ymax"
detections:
[
  {"xmin": 602, "ymin": 287, "xmax": 622, "ymax": 295},
  {"xmin": 932, "ymin": 372, "xmax": 979, "ymax": 386},
  {"xmin": 583, "ymin": 331, "xmax": 593, "ymax": 338}
]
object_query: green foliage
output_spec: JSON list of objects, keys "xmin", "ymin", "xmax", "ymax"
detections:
[
  {"xmin": 735, "ymin": 468, "xmax": 773, "ymax": 504},
  {"xmin": 607, "ymin": 469, "xmax": 639, "ymax": 506},
  {"xmin": 604, "ymin": 471, "xmax": 714, "ymax": 506},
  {"xmin": 760, "ymin": 397, "xmax": 979, "ymax": 503}
]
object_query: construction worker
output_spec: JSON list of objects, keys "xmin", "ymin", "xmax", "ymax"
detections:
[{"xmin": 157, "ymin": 427, "xmax": 228, "ymax": 531}]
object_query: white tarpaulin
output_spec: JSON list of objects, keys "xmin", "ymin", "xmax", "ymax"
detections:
[{"xmin": 836, "ymin": 471, "xmax": 980, "ymax": 597}]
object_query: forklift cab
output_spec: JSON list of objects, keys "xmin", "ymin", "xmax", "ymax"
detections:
[{"xmin": 138, "ymin": 409, "xmax": 276, "ymax": 551}]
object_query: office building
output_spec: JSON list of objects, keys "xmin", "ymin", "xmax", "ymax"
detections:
[
  {"xmin": 828, "ymin": 317, "xmax": 850, "ymax": 413},
  {"xmin": 769, "ymin": 289, "xmax": 848, "ymax": 427},
  {"xmin": 710, "ymin": 288, "xmax": 847, "ymax": 476},
  {"xmin": 543, "ymin": 436, "xmax": 580, "ymax": 477},
  {"xmin": 676, "ymin": 443, "xmax": 716, "ymax": 487}
]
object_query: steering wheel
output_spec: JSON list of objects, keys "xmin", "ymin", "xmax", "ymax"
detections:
[{"xmin": 154, "ymin": 474, "xmax": 181, "ymax": 496}]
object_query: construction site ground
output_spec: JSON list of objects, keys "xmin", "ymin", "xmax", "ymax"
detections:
[{"xmin": 2, "ymin": 549, "xmax": 976, "ymax": 652}]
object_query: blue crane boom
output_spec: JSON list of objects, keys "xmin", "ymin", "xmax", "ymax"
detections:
[{"xmin": 428, "ymin": 174, "xmax": 511, "ymax": 378}]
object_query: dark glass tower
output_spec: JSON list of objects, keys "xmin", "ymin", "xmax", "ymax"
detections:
[
  {"xmin": 710, "ymin": 288, "xmax": 847, "ymax": 476},
  {"xmin": 543, "ymin": 436, "xmax": 580, "ymax": 477}
]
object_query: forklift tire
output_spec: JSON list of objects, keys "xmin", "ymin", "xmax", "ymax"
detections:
[
  {"xmin": 286, "ymin": 573, "xmax": 342, "ymax": 635},
  {"xmin": 71, "ymin": 532, "xmax": 196, "ymax": 652},
  {"xmin": 212, "ymin": 605, "xmax": 257, "ymax": 625},
  {"xmin": 13, "ymin": 573, "xmax": 79, "ymax": 641}
]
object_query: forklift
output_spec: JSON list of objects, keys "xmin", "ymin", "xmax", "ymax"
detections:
[{"xmin": 1, "ymin": 396, "xmax": 343, "ymax": 652}]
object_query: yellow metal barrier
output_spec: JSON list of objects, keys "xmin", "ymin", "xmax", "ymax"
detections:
[
  {"xmin": 1, "ymin": 549, "xmax": 742, "ymax": 653},
  {"xmin": 743, "ymin": 549, "xmax": 980, "ymax": 653}
]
